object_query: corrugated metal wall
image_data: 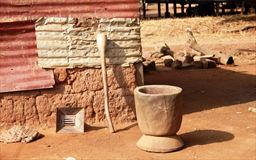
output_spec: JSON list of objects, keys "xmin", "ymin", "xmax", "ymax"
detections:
[
  {"xmin": 0, "ymin": 0, "xmax": 140, "ymax": 22},
  {"xmin": 0, "ymin": 21, "xmax": 55, "ymax": 93}
]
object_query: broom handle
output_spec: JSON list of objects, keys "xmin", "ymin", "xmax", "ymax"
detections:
[{"xmin": 97, "ymin": 33, "xmax": 115, "ymax": 133}]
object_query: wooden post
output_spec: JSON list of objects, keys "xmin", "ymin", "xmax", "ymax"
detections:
[
  {"xmin": 158, "ymin": 2, "xmax": 161, "ymax": 17},
  {"xmin": 143, "ymin": 0, "xmax": 146, "ymax": 18},
  {"xmin": 165, "ymin": 0, "xmax": 171, "ymax": 18},
  {"xmin": 181, "ymin": 0, "xmax": 185, "ymax": 15},
  {"xmin": 188, "ymin": 2, "xmax": 192, "ymax": 16},
  {"xmin": 241, "ymin": 0, "xmax": 245, "ymax": 15},
  {"xmin": 97, "ymin": 33, "xmax": 115, "ymax": 133},
  {"xmin": 173, "ymin": 0, "xmax": 177, "ymax": 17},
  {"xmin": 216, "ymin": 2, "xmax": 220, "ymax": 16}
]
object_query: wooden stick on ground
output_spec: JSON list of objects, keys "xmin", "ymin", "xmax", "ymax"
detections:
[
  {"xmin": 224, "ymin": 25, "xmax": 256, "ymax": 33},
  {"xmin": 185, "ymin": 28, "xmax": 234, "ymax": 65},
  {"xmin": 193, "ymin": 54, "xmax": 215, "ymax": 61},
  {"xmin": 97, "ymin": 33, "xmax": 115, "ymax": 133},
  {"xmin": 185, "ymin": 28, "xmax": 217, "ymax": 56}
]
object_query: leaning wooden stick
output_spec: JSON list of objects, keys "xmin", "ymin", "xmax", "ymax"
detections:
[{"xmin": 97, "ymin": 33, "xmax": 115, "ymax": 133}]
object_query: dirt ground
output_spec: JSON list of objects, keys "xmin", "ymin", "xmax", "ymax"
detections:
[{"xmin": 1, "ymin": 13, "xmax": 256, "ymax": 160}]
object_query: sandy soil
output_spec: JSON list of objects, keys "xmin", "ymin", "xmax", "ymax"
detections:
[
  {"xmin": 141, "ymin": 15, "xmax": 256, "ymax": 65},
  {"xmin": 1, "ymin": 14, "xmax": 256, "ymax": 160}
]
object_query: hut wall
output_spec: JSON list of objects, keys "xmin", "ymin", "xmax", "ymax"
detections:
[{"xmin": 0, "ymin": 0, "xmax": 142, "ymax": 128}]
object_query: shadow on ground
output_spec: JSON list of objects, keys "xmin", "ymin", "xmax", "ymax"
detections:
[
  {"xmin": 180, "ymin": 129, "xmax": 234, "ymax": 148},
  {"xmin": 115, "ymin": 123, "xmax": 138, "ymax": 133},
  {"xmin": 84, "ymin": 124, "xmax": 106, "ymax": 132},
  {"xmin": 144, "ymin": 66, "xmax": 256, "ymax": 114}
]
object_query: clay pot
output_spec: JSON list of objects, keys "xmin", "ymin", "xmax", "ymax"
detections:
[{"xmin": 134, "ymin": 85, "xmax": 184, "ymax": 153}]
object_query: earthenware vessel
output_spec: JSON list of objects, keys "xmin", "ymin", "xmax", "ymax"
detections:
[{"xmin": 134, "ymin": 85, "xmax": 184, "ymax": 152}]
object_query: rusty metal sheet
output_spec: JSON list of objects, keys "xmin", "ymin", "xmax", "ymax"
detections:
[
  {"xmin": 0, "ymin": 0, "xmax": 140, "ymax": 22},
  {"xmin": 0, "ymin": 21, "xmax": 55, "ymax": 93}
]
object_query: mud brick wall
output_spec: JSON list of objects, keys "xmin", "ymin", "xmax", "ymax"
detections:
[
  {"xmin": 35, "ymin": 18, "xmax": 141, "ymax": 68},
  {"xmin": 0, "ymin": 65, "xmax": 138, "ymax": 128},
  {"xmin": 0, "ymin": 18, "xmax": 142, "ymax": 128}
]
